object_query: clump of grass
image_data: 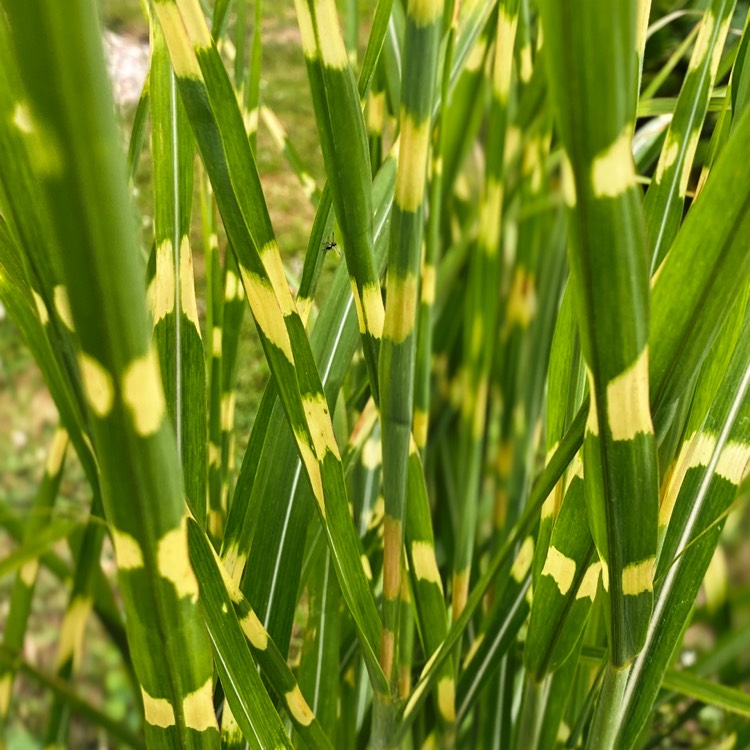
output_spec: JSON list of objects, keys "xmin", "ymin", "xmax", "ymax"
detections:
[{"xmin": 0, "ymin": 0, "xmax": 749, "ymax": 749}]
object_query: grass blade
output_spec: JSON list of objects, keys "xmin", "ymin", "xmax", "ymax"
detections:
[
  {"xmin": 150, "ymin": 20, "xmax": 208, "ymax": 524},
  {"xmin": 298, "ymin": 545, "xmax": 341, "ymax": 740},
  {"xmin": 187, "ymin": 518, "xmax": 333, "ymax": 749},
  {"xmin": 224, "ymin": 156, "xmax": 396, "ymax": 669},
  {"xmin": 153, "ymin": 0, "xmax": 387, "ymax": 691},
  {"xmin": 538, "ymin": 0, "xmax": 659, "ymax": 667},
  {"xmin": 0, "ymin": 426, "xmax": 69, "ymax": 735},
  {"xmin": 643, "ymin": 0, "xmax": 735, "ymax": 270},
  {"xmin": 616, "ymin": 300, "xmax": 750, "ymax": 749},
  {"xmin": 377, "ymin": 1, "xmax": 443, "ymax": 733},
  {"xmin": 294, "ymin": 0, "xmax": 384, "ymax": 403},
  {"xmin": 454, "ymin": 0, "xmax": 519, "ymax": 623},
  {"xmin": 3, "ymin": 1, "xmax": 221, "ymax": 743},
  {"xmin": 524, "ymin": 472, "xmax": 599, "ymax": 679}
]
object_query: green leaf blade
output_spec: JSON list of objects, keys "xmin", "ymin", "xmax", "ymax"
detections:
[{"xmin": 538, "ymin": 0, "xmax": 659, "ymax": 666}]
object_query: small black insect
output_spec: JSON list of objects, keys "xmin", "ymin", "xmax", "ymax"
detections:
[{"xmin": 323, "ymin": 232, "xmax": 338, "ymax": 253}]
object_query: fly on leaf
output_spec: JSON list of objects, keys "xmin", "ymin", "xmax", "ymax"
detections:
[{"xmin": 323, "ymin": 232, "xmax": 338, "ymax": 254}]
